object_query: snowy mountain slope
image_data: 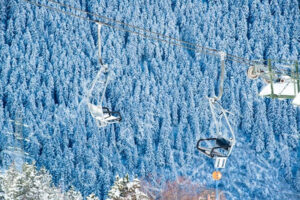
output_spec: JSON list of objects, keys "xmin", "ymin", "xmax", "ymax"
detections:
[{"xmin": 0, "ymin": 0, "xmax": 299, "ymax": 199}]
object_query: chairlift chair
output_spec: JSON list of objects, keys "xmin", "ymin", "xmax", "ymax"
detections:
[
  {"xmin": 86, "ymin": 23, "xmax": 122, "ymax": 127},
  {"xmin": 86, "ymin": 69, "xmax": 122, "ymax": 127},
  {"xmin": 197, "ymin": 137, "xmax": 233, "ymax": 158},
  {"xmin": 87, "ymin": 103, "xmax": 121, "ymax": 127},
  {"xmin": 196, "ymin": 52, "xmax": 236, "ymax": 169},
  {"xmin": 247, "ymin": 61, "xmax": 300, "ymax": 106},
  {"xmin": 197, "ymin": 137, "xmax": 234, "ymax": 168},
  {"xmin": 259, "ymin": 76, "xmax": 298, "ymax": 99}
]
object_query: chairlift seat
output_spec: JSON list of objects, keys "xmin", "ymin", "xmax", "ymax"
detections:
[
  {"xmin": 88, "ymin": 103, "xmax": 104, "ymax": 118},
  {"xmin": 102, "ymin": 106, "xmax": 122, "ymax": 122},
  {"xmin": 198, "ymin": 147, "xmax": 214, "ymax": 156},
  {"xmin": 259, "ymin": 77, "xmax": 297, "ymax": 98},
  {"xmin": 88, "ymin": 103, "xmax": 121, "ymax": 127},
  {"xmin": 196, "ymin": 137, "xmax": 232, "ymax": 158},
  {"xmin": 95, "ymin": 114, "xmax": 119, "ymax": 122},
  {"xmin": 216, "ymin": 138, "xmax": 231, "ymax": 150}
]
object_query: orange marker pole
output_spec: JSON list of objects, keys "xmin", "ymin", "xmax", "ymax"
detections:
[
  {"xmin": 212, "ymin": 171, "xmax": 221, "ymax": 200},
  {"xmin": 216, "ymin": 180, "xmax": 219, "ymax": 200},
  {"xmin": 212, "ymin": 171, "xmax": 222, "ymax": 181}
]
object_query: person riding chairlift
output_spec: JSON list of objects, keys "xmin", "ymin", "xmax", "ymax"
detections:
[{"xmin": 196, "ymin": 137, "xmax": 234, "ymax": 158}]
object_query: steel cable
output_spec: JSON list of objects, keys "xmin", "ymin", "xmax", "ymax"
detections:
[
  {"xmin": 24, "ymin": 0, "xmax": 222, "ymax": 59},
  {"xmin": 44, "ymin": 0, "xmax": 269, "ymax": 66}
]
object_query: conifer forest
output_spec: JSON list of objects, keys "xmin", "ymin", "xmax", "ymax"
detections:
[{"xmin": 0, "ymin": 0, "xmax": 299, "ymax": 199}]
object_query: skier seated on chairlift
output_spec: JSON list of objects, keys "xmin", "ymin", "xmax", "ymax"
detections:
[
  {"xmin": 196, "ymin": 136, "xmax": 234, "ymax": 158},
  {"xmin": 88, "ymin": 103, "xmax": 121, "ymax": 123}
]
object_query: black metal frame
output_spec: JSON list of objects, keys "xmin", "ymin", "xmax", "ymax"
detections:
[
  {"xmin": 196, "ymin": 137, "xmax": 231, "ymax": 158},
  {"xmin": 102, "ymin": 107, "xmax": 122, "ymax": 122}
]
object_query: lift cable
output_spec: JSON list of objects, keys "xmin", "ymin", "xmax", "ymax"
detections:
[
  {"xmin": 24, "ymin": 0, "xmax": 260, "ymax": 67},
  {"xmin": 24, "ymin": 0, "xmax": 219, "ymax": 57},
  {"xmin": 44, "ymin": 0, "xmax": 263, "ymax": 66},
  {"xmin": 46, "ymin": 0, "xmax": 219, "ymax": 54}
]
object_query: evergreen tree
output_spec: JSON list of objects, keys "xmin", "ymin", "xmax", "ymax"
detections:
[
  {"xmin": 107, "ymin": 174, "xmax": 150, "ymax": 200},
  {"xmin": 2, "ymin": 163, "xmax": 20, "ymax": 199},
  {"xmin": 265, "ymin": 125, "xmax": 276, "ymax": 160},
  {"xmin": 65, "ymin": 186, "xmax": 83, "ymax": 200},
  {"xmin": 251, "ymin": 100, "xmax": 269, "ymax": 153},
  {"xmin": 1, "ymin": 0, "xmax": 299, "ymax": 198},
  {"xmin": 0, "ymin": 162, "xmax": 89, "ymax": 200},
  {"xmin": 240, "ymin": 86, "xmax": 253, "ymax": 135},
  {"xmin": 0, "ymin": 174, "xmax": 4, "ymax": 200},
  {"xmin": 86, "ymin": 193, "xmax": 99, "ymax": 200}
]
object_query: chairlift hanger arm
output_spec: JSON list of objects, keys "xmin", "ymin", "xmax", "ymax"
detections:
[
  {"xmin": 218, "ymin": 103, "xmax": 236, "ymax": 143},
  {"xmin": 209, "ymin": 52, "xmax": 226, "ymax": 102},
  {"xmin": 208, "ymin": 98, "xmax": 220, "ymax": 134},
  {"xmin": 213, "ymin": 52, "xmax": 226, "ymax": 101},
  {"xmin": 86, "ymin": 67, "xmax": 108, "ymax": 100},
  {"xmin": 98, "ymin": 23, "xmax": 104, "ymax": 65},
  {"xmin": 207, "ymin": 98, "xmax": 235, "ymax": 140},
  {"xmin": 202, "ymin": 97, "xmax": 236, "ymax": 159}
]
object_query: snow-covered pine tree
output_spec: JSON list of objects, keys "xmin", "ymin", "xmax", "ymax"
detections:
[
  {"xmin": 107, "ymin": 174, "xmax": 150, "ymax": 200},
  {"xmin": 65, "ymin": 186, "xmax": 83, "ymax": 200},
  {"xmin": 0, "ymin": 173, "xmax": 4, "ymax": 200},
  {"xmin": 2, "ymin": 162, "xmax": 22, "ymax": 200},
  {"xmin": 20, "ymin": 162, "xmax": 41, "ymax": 199},
  {"xmin": 0, "ymin": 162, "xmax": 96, "ymax": 200},
  {"xmin": 35, "ymin": 166, "xmax": 55, "ymax": 200},
  {"xmin": 86, "ymin": 193, "xmax": 99, "ymax": 200}
]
